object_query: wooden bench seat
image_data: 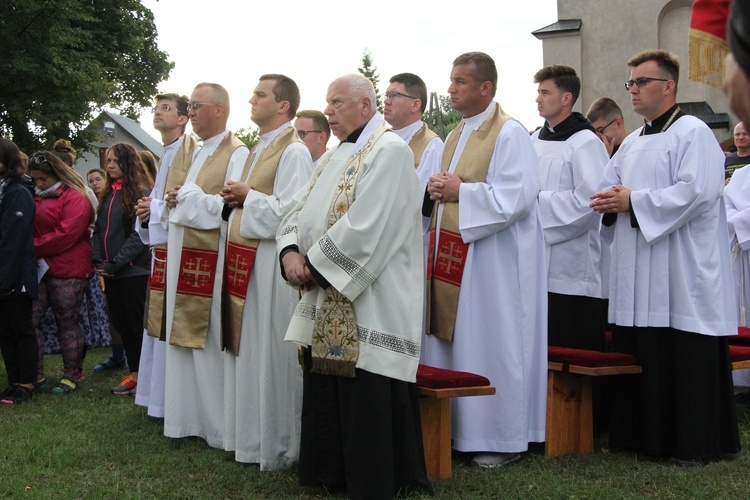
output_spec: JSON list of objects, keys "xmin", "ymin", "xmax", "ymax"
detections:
[
  {"xmin": 546, "ymin": 346, "xmax": 641, "ymax": 457},
  {"xmin": 416, "ymin": 364, "xmax": 495, "ymax": 480}
]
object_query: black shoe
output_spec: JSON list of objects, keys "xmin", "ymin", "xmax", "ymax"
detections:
[
  {"xmin": 1, "ymin": 385, "xmax": 34, "ymax": 405},
  {"xmin": 0, "ymin": 386, "xmax": 12, "ymax": 399}
]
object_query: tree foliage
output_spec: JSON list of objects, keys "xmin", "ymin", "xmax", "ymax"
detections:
[
  {"xmin": 357, "ymin": 48, "xmax": 383, "ymax": 113},
  {"xmin": 0, "ymin": 0, "xmax": 173, "ymax": 153},
  {"xmin": 425, "ymin": 94, "xmax": 463, "ymax": 139}
]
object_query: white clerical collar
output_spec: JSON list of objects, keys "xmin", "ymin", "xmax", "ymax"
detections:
[
  {"xmin": 192, "ymin": 130, "xmax": 228, "ymax": 161},
  {"xmin": 351, "ymin": 112, "xmax": 385, "ymax": 153},
  {"xmin": 391, "ymin": 119, "xmax": 423, "ymax": 144},
  {"xmin": 259, "ymin": 121, "xmax": 293, "ymax": 147},
  {"xmin": 163, "ymin": 135, "xmax": 184, "ymax": 153},
  {"xmin": 464, "ymin": 101, "xmax": 496, "ymax": 131}
]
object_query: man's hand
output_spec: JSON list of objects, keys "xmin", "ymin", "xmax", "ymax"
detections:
[
  {"xmin": 135, "ymin": 196, "xmax": 152, "ymax": 223},
  {"xmin": 598, "ymin": 133, "xmax": 615, "ymax": 158},
  {"xmin": 282, "ymin": 251, "xmax": 315, "ymax": 291},
  {"xmin": 590, "ymin": 184, "xmax": 631, "ymax": 214},
  {"xmin": 427, "ymin": 172, "xmax": 462, "ymax": 203},
  {"xmin": 221, "ymin": 181, "xmax": 250, "ymax": 208},
  {"xmin": 724, "ymin": 53, "xmax": 750, "ymax": 126},
  {"xmin": 165, "ymin": 185, "xmax": 182, "ymax": 209}
]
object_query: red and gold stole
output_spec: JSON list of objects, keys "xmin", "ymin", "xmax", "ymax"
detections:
[
  {"xmin": 145, "ymin": 134, "xmax": 198, "ymax": 340},
  {"xmin": 169, "ymin": 132, "xmax": 245, "ymax": 349},
  {"xmin": 688, "ymin": 0, "xmax": 730, "ymax": 89},
  {"xmin": 408, "ymin": 122, "xmax": 439, "ymax": 169},
  {"xmin": 222, "ymin": 126, "xmax": 300, "ymax": 355},
  {"xmin": 426, "ymin": 103, "xmax": 510, "ymax": 342}
]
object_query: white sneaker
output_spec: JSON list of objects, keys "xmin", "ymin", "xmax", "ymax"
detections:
[{"xmin": 471, "ymin": 452, "xmax": 521, "ymax": 468}]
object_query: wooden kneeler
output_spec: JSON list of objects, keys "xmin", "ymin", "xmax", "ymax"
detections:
[
  {"xmin": 730, "ymin": 344, "xmax": 750, "ymax": 370},
  {"xmin": 546, "ymin": 347, "xmax": 641, "ymax": 457},
  {"xmin": 416, "ymin": 365, "xmax": 495, "ymax": 480}
]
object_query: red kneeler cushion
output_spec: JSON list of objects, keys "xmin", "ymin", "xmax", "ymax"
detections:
[
  {"xmin": 416, "ymin": 364, "xmax": 490, "ymax": 389},
  {"xmin": 547, "ymin": 346, "xmax": 637, "ymax": 367},
  {"xmin": 729, "ymin": 344, "xmax": 750, "ymax": 362},
  {"xmin": 729, "ymin": 327, "xmax": 750, "ymax": 346}
]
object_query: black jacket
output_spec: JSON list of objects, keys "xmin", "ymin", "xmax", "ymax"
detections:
[{"xmin": 0, "ymin": 179, "xmax": 38, "ymax": 299}]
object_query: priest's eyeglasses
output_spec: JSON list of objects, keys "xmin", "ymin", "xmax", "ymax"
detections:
[
  {"xmin": 151, "ymin": 104, "xmax": 173, "ymax": 113},
  {"xmin": 188, "ymin": 102, "xmax": 220, "ymax": 110},
  {"xmin": 297, "ymin": 130, "xmax": 323, "ymax": 139},
  {"xmin": 385, "ymin": 91, "xmax": 419, "ymax": 100},
  {"xmin": 624, "ymin": 77, "xmax": 669, "ymax": 91},
  {"xmin": 595, "ymin": 118, "xmax": 617, "ymax": 135}
]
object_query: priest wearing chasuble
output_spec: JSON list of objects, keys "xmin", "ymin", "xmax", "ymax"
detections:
[
  {"xmin": 591, "ymin": 50, "xmax": 739, "ymax": 464},
  {"xmin": 278, "ymin": 74, "xmax": 431, "ymax": 498},
  {"xmin": 422, "ymin": 52, "xmax": 547, "ymax": 468},
  {"xmin": 219, "ymin": 74, "xmax": 312, "ymax": 469},
  {"xmin": 160, "ymin": 83, "xmax": 249, "ymax": 448}
]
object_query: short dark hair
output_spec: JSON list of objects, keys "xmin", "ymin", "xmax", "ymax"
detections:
[
  {"xmin": 296, "ymin": 109, "xmax": 330, "ymax": 141},
  {"xmin": 156, "ymin": 92, "xmax": 189, "ymax": 116},
  {"xmin": 627, "ymin": 50, "xmax": 680, "ymax": 92},
  {"xmin": 586, "ymin": 97, "xmax": 623, "ymax": 123},
  {"xmin": 260, "ymin": 74, "xmax": 300, "ymax": 119},
  {"xmin": 0, "ymin": 137, "xmax": 26, "ymax": 180},
  {"xmin": 389, "ymin": 73, "xmax": 428, "ymax": 114},
  {"xmin": 453, "ymin": 52, "xmax": 498, "ymax": 97},
  {"xmin": 533, "ymin": 65, "xmax": 581, "ymax": 105}
]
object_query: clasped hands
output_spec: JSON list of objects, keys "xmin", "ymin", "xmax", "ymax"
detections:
[
  {"xmin": 427, "ymin": 172, "xmax": 462, "ymax": 203},
  {"xmin": 282, "ymin": 251, "xmax": 317, "ymax": 292},
  {"xmin": 589, "ymin": 184, "xmax": 631, "ymax": 214},
  {"xmin": 220, "ymin": 181, "xmax": 250, "ymax": 208}
]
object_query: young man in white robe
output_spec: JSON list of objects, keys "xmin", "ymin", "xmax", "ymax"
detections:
[
  {"xmin": 160, "ymin": 83, "xmax": 249, "ymax": 448},
  {"xmin": 278, "ymin": 74, "xmax": 431, "ymax": 498},
  {"xmin": 422, "ymin": 52, "xmax": 547, "ymax": 468},
  {"xmin": 219, "ymin": 74, "xmax": 312, "ymax": 469},
  {"xmin": 591, "ymin": 50, "xmax": 739, "ymax": 464},
  {"xmin": 532, "ymin": 65, "xmax": 609, "ymax": 351},
  {"xmin": 134, "ymin": 92, "xmax": 196, "ymax": 418}
]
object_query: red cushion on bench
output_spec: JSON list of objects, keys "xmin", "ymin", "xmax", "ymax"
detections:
[
  {"xmin": 729, "ymin": 327, "xmax": 750, "ymax": 346},
  {"xmin": 730, "ymin": 344, "xmax": 750, "ymax": 362},
  {"xmin": 416, "ymin": 364, "xmax": 490, "ymax": 389},
  {"xmin": 548, "ymin": 346, "xmax": 637, "ymax": 367}
]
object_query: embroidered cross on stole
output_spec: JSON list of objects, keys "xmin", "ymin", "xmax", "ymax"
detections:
[
  {"xmin": 222, "ymin": 126, "xmax": 300, "ymax": 355},
  {"xmin": 426, "ymin": 103, "xmax": 511, "ymax": 342},
  {"xmin": 169, "ymin": 132, "xmax": 245, "ymax": 349},
  {"xmin": 310, "ymin": 122, "xmax": 390, "ymax": 377},
  {"xmin": 145, "ymin": 134, "xmax": 198, "ymax": 340}
]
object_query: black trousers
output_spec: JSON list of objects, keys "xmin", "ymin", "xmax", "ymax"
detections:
[
  {"xmin": 103, "ymin": 275, "xmax": 147, "ymax": 374},
  {"xmin": 298, "ymin": 349, "xmax": 432, "ymax": 500},
  {"xmin": 0, "ymin": 293, "xmax": 38, "ymax": 385}
]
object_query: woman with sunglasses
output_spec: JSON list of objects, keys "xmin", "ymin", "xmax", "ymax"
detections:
[
  {"xmin": 93, "ymin": 143, "xmax": 153, "ymax": 395},
  {"xmin": 28, "ymin": 152, "xmax": 96, "ymax": 394},
  {"xmin": 0, "ymin": 138, "xmax": 38, "ymax": 404}
]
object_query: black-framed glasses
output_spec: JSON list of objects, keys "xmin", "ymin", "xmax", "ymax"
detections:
[
  {"xmin": 188, "ymin": 102, "xmax": 220, "ymax": 110},
  {"xmin": 624, "ymin": 77, "xmax": 670, "ymax": 91},
  {"xmin": 384, "ymin": 91, "xmax": 419, "ymax": 100},
  {"xmin": 27, "ymin": 154, "xmax": 50, "ymax": 165},
  {"xmin": 595, "ymin": 118, "xmax": 617, "ymax": 135},
  {"xmin": 151, "ymin": 104, "xmax": 173, "ymax": 113},
  {"xmin": 297, "ymin": 130, "xmax": 322, "ymax": 139}
]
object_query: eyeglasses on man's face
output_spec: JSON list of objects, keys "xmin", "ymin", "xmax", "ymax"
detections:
[
  {"xmin": 624, "ymin": 77, "xmax": 669, "ymax": 91},
  {"xmin": 595, "ymin": 118, "xmax": 617, "ymax": 135},
  {"xmin": 188, "ymin": 102, "xmax": 220, "ymax": 110},
  {"xmin": 297, "ymin": 130, "xmax": 322, "ymax": 139},
  {"xmin": 152, "ymin": 104, "xmax": 173, "ymax": 113},
  {"xmin": 384, "ymin": 91, "xmax": 419, "ymax": 101}
]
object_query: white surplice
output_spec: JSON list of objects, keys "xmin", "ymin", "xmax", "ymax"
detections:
[
  {"xmin": 532, "ymin": 128, "xmax": 609, "ymax": 298},
  {"xmin": 600, "ymin": 116, "xmax": 736, "ymax": 336},
  {"xmin": 135, "ymin": 135, "xmax": 184, "ymax": 418},
  {"xmin": 222, "ymin": 123, "xmax": 312, "ymax": 469},
  {"xmin": 280, "ymin": 114, "xmax": 424, "ymax": 383},
  {"xmin": 421, "ymin": 102, "xmax": 548, "ymax": 453},
  {"xmin": 161, "ymin": 131, "xmax": 249, "ymax": 448}
]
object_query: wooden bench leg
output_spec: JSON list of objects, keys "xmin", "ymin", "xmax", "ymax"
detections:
[
  {"xmin": 545, "ymin": 370, "xmax": 593, "ymax": 457},
  {"xmin": 419, "ymin": 396, "xmax": 452, "ymax": 480}
]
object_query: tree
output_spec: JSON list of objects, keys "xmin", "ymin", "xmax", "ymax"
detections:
[
  {"xmin": 357, "ymin": 48, "xmax": 383, "ymax": 112},
  {"xmin": 425, "ymin": 94, "xmax": 463, "ymax": 139},
  {"xmin": 0, "ymin": 0, "xmax": 173, "ymax": 153}
]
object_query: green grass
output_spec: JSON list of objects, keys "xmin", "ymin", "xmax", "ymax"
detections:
[{"xmin": 2, "ymin": 347, "xmax": 750, "ymax": 498}]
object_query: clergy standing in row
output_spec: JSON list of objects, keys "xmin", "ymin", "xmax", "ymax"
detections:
[
  {"xmin": 219, "ymin": 74, "xmax": 312, "ymax": 469},
  {"xmin": 135, "ymin": 92, "xmax": 197, "ymax": 418},
  {"xmin": 161, "ymin": 83, "xmax": 249, "ymax": 448},
  {"xmin": 278, "ymin": 73, "xmax": 431, "ymax": 498},
  {"xmin": 422, "ymin": 52, "xmax": 547, "ymax": 468},
  {"xmin": 591, "ymin": 50, "xmax": 740, "ymax": 465}
]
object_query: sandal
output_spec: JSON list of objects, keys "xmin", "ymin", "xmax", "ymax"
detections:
[
  {"xmin": 34, "ymin": 378, "xmax": 49, "ymax": 393},
  {"xmin": 1, "ymin": 385, "xmax": 34, "ymax": 405},
  {"xmin": 93, "ymin": 357, "xmax": 126, "ymax": 372},
  {"xmin": 51, "ymin": 377, "xmax": 79, "ymax": 395}
]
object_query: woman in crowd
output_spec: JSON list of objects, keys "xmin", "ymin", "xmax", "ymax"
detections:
[
  {"xmin": 0, "ymin": 138, "xmax": 38, "ymax": 404},
  {"xmin": 29, "ymin": 151, "xmax": 95, "ymax": 394},
  {"xmin": 86, "ymin": 168, "xmax": 106, "ymax": 202},
  {"xmin": 93, "ymin": 143, "xmax": 152, "ymax": 395}
]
